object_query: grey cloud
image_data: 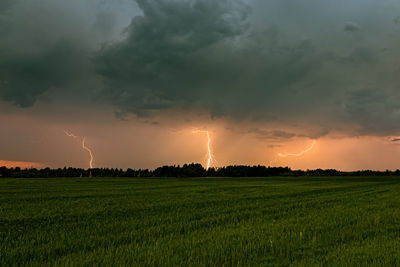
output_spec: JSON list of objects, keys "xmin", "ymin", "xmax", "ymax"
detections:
[
  {"xmin": 93, "ymin": 0, "xmax": 400, "ymax": 137},
  {"xmin": 96, "ymin": 0, "xmax": 251, "ymax": 113},
  {"xmin": 347, "ymin": 47, "xmax": 377, "ymax": 65},
  {"xmin": 3, "ymin": 0, "xmax": 400, "ymax": 138},
  {"xmin": 0, "ymin": 41, "xmax": 90, "ymax": 107},
  {"xmin": 341, "ymin": 89, "xmax": 400, "ymax": 135},
  {"xmin": 0, "ymin": 0, "xmax": 88, "ymax": 107},
  {"xmin": 0, "ymin": 0, "xmax": 135, "ymax": 107},
  {"xmin": 95, "ymin": 0, "xmax": 323, "ymax": 120},
  {"xmin": 248, "ymin": 128, "xmax": 307, "ymax": 140},
  {"xmin": 0, "ymin": 0, "xmax": 13, "ymax": 13},
  {"xmin": 344, "ymin": 22, "xmax": 360, "ymax": 32}
]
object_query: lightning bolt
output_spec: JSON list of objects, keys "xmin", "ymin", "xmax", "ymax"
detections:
[
  {"xmin": 64, "ymin": 130, "xmax": 95, "ymax": 169},
  {"xmin": 64, "ymin": 130, "xmax": 78, "ymax": 138},
  {"xmin": 82, "ymin": 137, "xmax": 94, "ymax": 169},
  {"xmin": 277, "ymin": 141, "xmax": 316, "ymax": 158},
  {"xmin": 192, "ymin": 129, "xmax": 216, "ymax": 170},
  {"xmin": 270, "ymin": 140, "xmax": 316, "ymax": 167}
]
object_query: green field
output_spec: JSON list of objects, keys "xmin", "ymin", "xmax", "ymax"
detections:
[{"xmin": 1, "ymin": 177, "xmax": 400, "ymax": 266}]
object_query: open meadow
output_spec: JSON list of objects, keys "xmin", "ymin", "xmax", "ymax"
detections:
[{"xmin": 1, "ymin": 176, "xmax": 400, "ymax": 266}]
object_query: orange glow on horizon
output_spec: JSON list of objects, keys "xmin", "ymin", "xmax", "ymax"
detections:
[{"xmin": 0, "ymin": 160, "xmax": 46, "ymax": 169}]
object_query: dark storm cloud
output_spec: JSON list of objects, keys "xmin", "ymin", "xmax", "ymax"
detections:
[
  {"xmin": 0, "ymin": 42, "xmax": 88, "ymax": 107},
  {"xmin": 0, "ymin": 0, "xmax": 135, "ymax": 107},
  {"xmin": 343, "ymin": 89, "xmax": 400, "ymax": 135},
  {"xmin": 0, "ymin": 0, "xmax": 91, "ymax": 107},
  {"xmin": 95, "ymin": 0, "xmax": 324, "ymax": 120},
  {"xmin": 96, "ymin": 0, "xmax": 251, "ymax": 116},
  {"xmin": 94, "ymin": 0, "xmax": 400, "ymax": 136},
  {"xmin": 3, "ymin": 0, "xmax": 400, "ymax": 137}
]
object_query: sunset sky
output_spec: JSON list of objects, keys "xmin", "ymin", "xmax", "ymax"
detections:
[{"xmin": 2, "ymin": 0, "xmax": 400, "ymax": 170}]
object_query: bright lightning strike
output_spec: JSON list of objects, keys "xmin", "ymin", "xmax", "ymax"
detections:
[
  {"xmin": 192, "ymin": 129, "xmax": 216, "ymax": 170},
  {"xmin": 270, "ymin": 140, "xmax": 316, "ymax": 167},
  {"xmin": 82, "ymin": 137, "xmax": 94, "ymax": 169},
  {"xmin": 64, "ymin": 130, "xmax": 95, "ymax": 169}
]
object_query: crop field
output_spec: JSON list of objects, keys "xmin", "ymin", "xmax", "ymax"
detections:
[{"xmin": 1, "ymin": 176, "xmax": 400, "ymax": 266}]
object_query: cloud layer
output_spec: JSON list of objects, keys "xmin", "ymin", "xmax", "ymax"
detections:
[{"xmin": 2, "ymin": 0, "xmax": 400, "ymax": 137}]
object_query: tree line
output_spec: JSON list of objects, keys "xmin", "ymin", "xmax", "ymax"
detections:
[{"xmin": 2, "ymin": 164, "xmax": 400, "ymax": 178}]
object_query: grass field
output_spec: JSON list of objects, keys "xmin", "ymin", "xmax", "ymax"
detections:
[{"xmin": 1, "ymin": 176, "xmax": 400, "ymax": 266}]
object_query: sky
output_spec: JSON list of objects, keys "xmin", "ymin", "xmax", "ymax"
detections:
[{"xmin": 1, "ymin": 0, "xmax": 400, "ymax": 170}]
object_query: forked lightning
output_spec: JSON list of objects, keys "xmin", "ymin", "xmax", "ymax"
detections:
[{"xmin": 64, "ymin": 131, "xmax": 95, "ymax": 169}]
